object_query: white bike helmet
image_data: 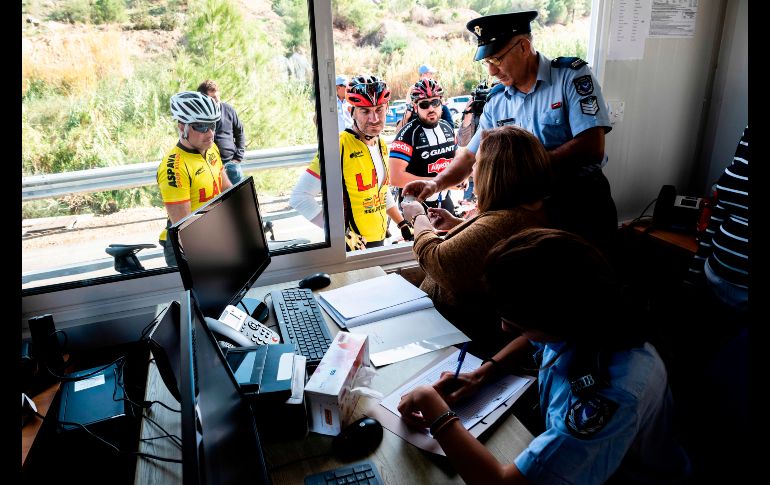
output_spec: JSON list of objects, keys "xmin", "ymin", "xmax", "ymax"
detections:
[{"xmin": 170, "ymin": 91, "xmax": 221, "ymax": 124}]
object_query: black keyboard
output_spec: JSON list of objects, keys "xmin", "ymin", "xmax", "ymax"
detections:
[
  {"xmin": 304, "ymin": 460, "xmax": 384, "ymax": 485},
  {"xmin": 271, "ymin": 287, "xmax": 333, "ymax": 367}
]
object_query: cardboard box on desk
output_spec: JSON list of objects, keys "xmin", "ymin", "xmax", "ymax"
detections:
[{"xmin": 304, "ymin": 332, "xmax": 369, "ymax": 436}]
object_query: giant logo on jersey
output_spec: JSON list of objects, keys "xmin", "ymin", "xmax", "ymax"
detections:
[
  {"xmin": 421, "ymin": 145, "xmax": 454, "ymax": 159},
  {"xmin": 356, "ymin": 169, "xmax": 378, "ymax": 191},
  {"xmin": 390, "ymin": 141, "xmax": 412, "ymax": 156},
  {"xmin": 428, "ymin": 158, "xmax": 452, "ymax": 174}
]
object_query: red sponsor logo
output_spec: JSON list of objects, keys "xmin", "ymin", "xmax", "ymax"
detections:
[
  {"xmin": 356, "ymin": 169, "xmax": 377, "ymax": 191},
  {"xmin": 428, "ymin": 158, "xmax": 452, "ymax": 174},
  {"xmin": 551, "ymin": 101, "xmax": 562, "ymax": 109},
  {"xmin": 390, "ymin": 141, "xmax": 413, "ymax": 156}
]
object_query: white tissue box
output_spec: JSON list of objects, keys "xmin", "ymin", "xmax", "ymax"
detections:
[{"xmin": 304, "ymin": 332, "xmax": 369, "ymax": 436}]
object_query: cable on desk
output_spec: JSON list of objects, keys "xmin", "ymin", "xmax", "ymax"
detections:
[
  {"xmin": 32, "ymin": 410, "xmax": 183, "ymax": 464},
  {"xmin": 628, "ymin": 197, "xmax": 658, "ymax": 227}
]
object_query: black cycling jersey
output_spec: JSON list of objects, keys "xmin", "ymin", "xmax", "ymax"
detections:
[{"xmin": 390, "ymin": 118, "xmax": 456, "ymax": 178}]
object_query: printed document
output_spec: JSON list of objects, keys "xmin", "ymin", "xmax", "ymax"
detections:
[{"xmin": 369, "ymin": 348, "xmax": 534, "ymax": 455}]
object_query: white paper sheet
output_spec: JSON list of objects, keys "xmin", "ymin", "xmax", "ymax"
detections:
[
  {"xmin": 380, "ymin": 349, "xmax": 530, "ymax": 431},
  {"xmin": 348, "ymin": 308, "xmax": 469, "ymax": 366},
  {"xmin": 318, "ymin": 273, "xmax": 427, "ymax": 322}
]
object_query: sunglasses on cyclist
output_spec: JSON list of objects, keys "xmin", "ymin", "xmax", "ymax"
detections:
[
  {"xmin": 189, "ymin": 122, "xmax": 216, "ymax": 133},
  {"xmin": 417, "ymin": 99, "xmax": 442, "ymax": 110}
]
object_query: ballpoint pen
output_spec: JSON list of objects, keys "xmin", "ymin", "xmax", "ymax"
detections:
[{"xmin": 454, "ymin": 342, "xmax": 470, "ymax": 379}]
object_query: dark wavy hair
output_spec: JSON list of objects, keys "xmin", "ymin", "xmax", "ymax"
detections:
[{"xmin": 483, "ymin": 228, "xmax": 646, "ymax": 387}]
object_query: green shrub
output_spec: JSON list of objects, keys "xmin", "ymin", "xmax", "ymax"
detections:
[
  {"xmin": 92, "ymin": 0, "xmax": 127, "ymax": 24},
  {"xmin": 380, "ymin": 36, "xmax": 408, "ymax": 57},
  {"xmin": 49, "ymin": 0, "xmax": 91, "ymax": 23}
]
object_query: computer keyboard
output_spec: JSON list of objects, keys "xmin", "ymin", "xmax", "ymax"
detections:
[
  {"xmin": 304, "ymin": 459, "xmax": 385, "ymax": 485},
  {"xmin": 271, "ymin": 287, "xmax": 333, "ymax": 367}
]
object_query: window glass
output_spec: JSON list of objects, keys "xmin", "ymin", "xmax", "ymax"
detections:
[
  {"xmin": 22, "ymin": 0, "xmax": 326, "ymax": 291},
  {"xmin": 21, "ymin": 0, "xmax": 593, "ymax": 292}
]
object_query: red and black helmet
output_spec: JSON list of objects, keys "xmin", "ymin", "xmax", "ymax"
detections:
[
  {"xmin": 410, "ymin": 79, "xmax": 444, "ymax": 102},
  {"xmin": 346, "ymin": 75, "xmax": 391, "ymax": 107}
]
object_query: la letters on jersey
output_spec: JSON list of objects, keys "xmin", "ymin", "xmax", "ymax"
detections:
[
  {"xmin": 356, "ymin": 169, "xmax": 378, "ymax": 191},
  {"xmin": 199, "ymin": 180, "xmax": 221, "ymax": 203}
]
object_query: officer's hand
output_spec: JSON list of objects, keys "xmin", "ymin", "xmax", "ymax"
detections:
[
  {"xmin": 397, "ymin": 385, "xmax": 449, "ymax": 430},
  {"xmin": 403, "ymin": 180, "xmax": 438, "ymax": 201},
  {"xmin": 427, "ymin": 208, "xmax": 461, "ymax": 231},
  {"xmin": 434, "ymin": 371, "xmax": 483, "ymax": 404}
]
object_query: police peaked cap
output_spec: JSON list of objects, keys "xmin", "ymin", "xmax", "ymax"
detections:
[{"xmin": 466, "ymin": 10, "xmax": 538, "ymax": 61}]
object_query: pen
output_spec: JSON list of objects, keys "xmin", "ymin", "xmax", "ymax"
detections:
[
  {"xmin": 454, "ymin": 342, "xmax": 469, "ymax": 379},
  {"xmin": 437, "ymin": 191, "xmax": 443, "ymax": 207}
]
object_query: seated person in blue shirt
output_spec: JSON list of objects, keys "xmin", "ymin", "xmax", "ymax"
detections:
[{"xmin": 398, "ymin": 228, "xmax": 691, "ymax": 484}]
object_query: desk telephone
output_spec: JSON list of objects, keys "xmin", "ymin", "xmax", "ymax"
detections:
[{"xmin": 206, "ymin": 305, "xmax": 280, "ymax": 348}]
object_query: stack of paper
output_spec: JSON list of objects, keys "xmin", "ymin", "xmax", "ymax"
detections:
[
  {"xmin": 317, "ymin": 273, "xmax": 469, "ymax": 367},
  {"xmin": 317, "ymin": 273, "xmax": 433, "ymax": 329}
]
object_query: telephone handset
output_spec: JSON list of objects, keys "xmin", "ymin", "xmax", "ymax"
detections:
[
  {"xmin": 204, "ymin": 317, "xmax": 253, "ymax": 348},
  {"xmin": 206, "ymin": 304, "xmax": 281, "ymax": 349}
]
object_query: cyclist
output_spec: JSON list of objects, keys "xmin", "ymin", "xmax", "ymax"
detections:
[
  {"xmin": 289, "ymin": 75, "xmax": 411, "ymax": 250},
  {"xmin": 389, "ymin": 79, "xmax": 458, "ymax": 214},
  {"xmin": 157, "ymin": 91, "xmax": 232, "ymax": 266}
]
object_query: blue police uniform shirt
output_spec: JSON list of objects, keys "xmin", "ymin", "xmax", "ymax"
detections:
[
  {"xmin": 337, "ymin": 97, "xmax": 353, "ymax": 131},
  {"xmin": 467, "ymin": 53, "xmax": 611, "ymax": 160},
  {"xmin": 515, "ymin": 341, "xmax": 690, "ymax": 484}
]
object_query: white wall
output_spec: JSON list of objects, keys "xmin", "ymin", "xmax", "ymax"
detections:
[{"xmin": 600, "ymin": 0, "xmax": 747, "ymax": 221}]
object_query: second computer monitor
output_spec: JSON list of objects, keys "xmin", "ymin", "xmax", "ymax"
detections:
[{"xmin": 168, "ymin": 176, "xmax": 271, "ymax": 319}]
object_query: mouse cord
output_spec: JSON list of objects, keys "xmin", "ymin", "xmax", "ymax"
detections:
[{"xmin": 268, "ymin": 452, "xmax": 332, "ymax": 472}]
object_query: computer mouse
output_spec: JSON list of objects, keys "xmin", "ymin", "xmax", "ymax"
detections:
[
  {"xmin": 298, "ymin": 272, "xmax": 331, "ymax": 290},
  {"xmin": 332, "ymin": 416, "xmax": 383, "ymax": 458}
]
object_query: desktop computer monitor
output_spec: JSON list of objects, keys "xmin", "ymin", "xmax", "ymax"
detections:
[
  {"xmin": 168, "ymin": 176, "xmax": 271, "ymax": 319},
  {"xmin": 179, "ymin": 290, "xmax": 271, "ymax": 485},
  {"xmin": 146, "ymin": 301, "xmax": 182, "ymax": 402}
]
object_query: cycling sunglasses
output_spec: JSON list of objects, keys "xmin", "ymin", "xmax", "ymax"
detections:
[
  {"xmin": 189, "ymin": 122, "xmax": 216, "ymax": 133},
  {"xmin": 417, "ymin": 99, "xmax": 442, "ymax": 110}
]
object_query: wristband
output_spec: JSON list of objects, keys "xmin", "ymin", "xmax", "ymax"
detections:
[
  {"xmin": 410, "ymin": 213, "xmax": 427, "ymax": 226},
  {"xmin": 431, "ymin": 415, "xmax": 459, "ymax": 438},
  {"xmin": 429, "ymin": 410, "xmax": 457, "ymax": 436},
  {"xmin": 482, "ymin": 357, "xmax": 499, "ymax": 367},
  {"xmin": 397, "ymin": 219, "xmax": 410, "ymax": 229}
]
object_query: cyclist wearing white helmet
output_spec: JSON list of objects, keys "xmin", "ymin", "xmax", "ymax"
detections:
[
  {"xmin": 156, "ymin": 91, "xmax": 232, "ymax": 266},
  {"xmin": 290, "ymin": 75, "xmax": 412, "ymax": 249}
]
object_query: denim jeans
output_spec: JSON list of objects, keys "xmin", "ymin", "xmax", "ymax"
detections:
[{"xmin": 224, "ymin": 161, "xmax": 243, "ymax": 184}]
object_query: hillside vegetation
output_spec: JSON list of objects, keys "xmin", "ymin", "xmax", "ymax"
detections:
[{"xmin": 21, "ymin": 0, "xmax": 590, "ymax": 217}]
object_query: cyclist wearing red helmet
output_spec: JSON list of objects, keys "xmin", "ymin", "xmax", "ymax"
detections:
[
  {"xmin": 389, "ymin": 79, "xmax": 458, "ymax": 214},
  {"xmin": 290, "ymin": 75, "xmax": 411, "ymax": 249}
]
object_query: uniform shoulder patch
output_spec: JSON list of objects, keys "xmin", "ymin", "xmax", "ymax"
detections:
[
  {"xmin": 552, "ymin": 57, "xmax": 587, "ymax": 69},
  {"xmin": 486, "ymin": 83, "xmax": 505, "ymax": 101},
  {"xmin": 565, "ymin": 394, "xmax": 618, "ymax": 439}
]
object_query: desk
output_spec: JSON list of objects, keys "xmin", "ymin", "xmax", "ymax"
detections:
[
  {"xmin": 620, "ymin": 220, "xmax": 697, "ymax": 255},
  {"xmin": 21, "ymin": 381, "xmax": 60, "ymax": 466},
  {"xmin": 136, "ymin": 266, "xmax": 534, "ymax": 484}
]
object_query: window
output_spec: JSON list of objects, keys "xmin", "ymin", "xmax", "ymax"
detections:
[{"xmin": 22, "ymin": 0, "xmax": 599, "ymax": 320}]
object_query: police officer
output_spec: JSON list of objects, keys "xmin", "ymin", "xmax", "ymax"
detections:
[
  {"xmin": 403, "ymin": 10, "xmax": 618, "ymax": 257},
  {"xmin": 397, "ymin": 228, "xmax": 691, "ymax": 484}
]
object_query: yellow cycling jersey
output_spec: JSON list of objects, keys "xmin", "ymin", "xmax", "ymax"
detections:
[
  {"xmin": 157, "ymin": 143, "xmax": 226, "ymax": 241},
  {"xmin": 307, "ymin": 130, "xmax": 390, "ymax": 243}
]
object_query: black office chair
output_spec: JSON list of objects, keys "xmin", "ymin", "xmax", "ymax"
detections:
[{"xmin": 105, "ymin": 243, "xmax": 156, "ymax": 274}]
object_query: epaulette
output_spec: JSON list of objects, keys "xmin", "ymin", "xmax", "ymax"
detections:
[
  {"xmin": 485, "ymin": 83, "xmax": 505, "ymax": 101},
  {"xmin": 552, "ymin": 57, "xmax": 587, "ymax": 69}
]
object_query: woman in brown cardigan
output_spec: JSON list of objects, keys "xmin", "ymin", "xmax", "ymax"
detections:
[{"xmin": 401, "ymin": 125, "xmax": 552, "ymax": 356}]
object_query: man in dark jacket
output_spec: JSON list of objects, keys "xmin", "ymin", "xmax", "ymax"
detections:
[{"xmin": 197, "ymin": 80, "xmax": 246, "ymax": 184}]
